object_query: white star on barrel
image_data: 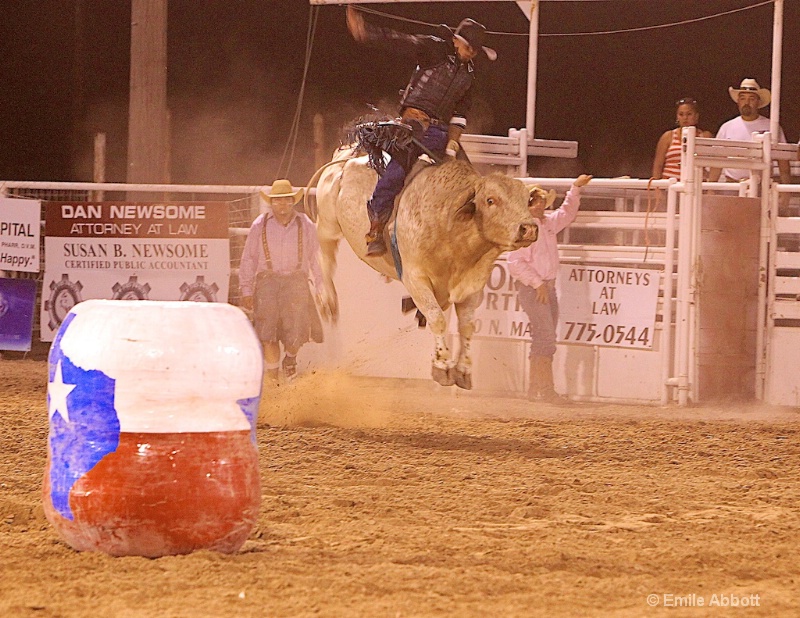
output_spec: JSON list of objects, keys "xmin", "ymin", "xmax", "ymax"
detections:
[{"xmin": 48, "ymin": 360, "xmax": 76, "ymax": 423}]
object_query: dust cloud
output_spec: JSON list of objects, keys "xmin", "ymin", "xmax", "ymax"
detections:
[{"xmin": 258, "ymin": 370, "xmax": 394, "ymax": 429}]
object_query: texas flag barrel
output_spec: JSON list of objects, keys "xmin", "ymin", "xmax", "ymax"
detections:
[{"xmin": 43, "ymin": 300, "xmax": 263, "ymax": 557}]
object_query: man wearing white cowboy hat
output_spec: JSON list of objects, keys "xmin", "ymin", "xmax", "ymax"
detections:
[
  {"xmin": 708, "ymin": 78, "xmax": 791, "ymax": 185},
  {"xmin": 346, "ymin": 6, "xmax": 497, "ymax": 257},
  {"xmin": 239, "ymin": 179, "xmax": 324, "ymax": 383}
]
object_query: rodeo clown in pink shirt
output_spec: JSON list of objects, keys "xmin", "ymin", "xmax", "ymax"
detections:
[{"xmin": 507, "ymin": 174, "xmax": 592, "ymax": 404}]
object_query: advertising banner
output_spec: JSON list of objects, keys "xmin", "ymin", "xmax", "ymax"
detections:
[
  {"xmin": 469, "ymin": 259, "xmax": 660, "ymax": 349},
  {"xmin": 41, "ymin": 201, "xmax": 230, "ymax": 341},
  {"xmin": 0, "ymin": 197, "xmax": 41, "ymax": 273},
  {"xmin": 0, "ymin": 277, "xmax": 37, "ymax": 351},
  {"xmin": 555, "ymin": 264, "xmax": 660, "ymax": 349}
]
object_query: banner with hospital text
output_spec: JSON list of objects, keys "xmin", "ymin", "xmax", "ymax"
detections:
[
  {"xmin": 1, "ymin": 197, "xmax": 41, "ymax": 273},
  {"xmin": 467, "ymin": 259, "xmax": 660, "ymax": 349},
  {"xmin": 41, "ymin": 201, "xmax": 230, "ymax": 341}
]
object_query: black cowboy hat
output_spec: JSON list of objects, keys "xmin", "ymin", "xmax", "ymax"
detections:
[{"xmin": 440, "ymin": 19, "xmax": 497, "ymax": 61}]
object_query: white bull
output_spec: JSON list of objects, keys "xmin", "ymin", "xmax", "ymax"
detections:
[{"xmin": 307, "ymin": 147, "xmax": 538, "ymax": 389}]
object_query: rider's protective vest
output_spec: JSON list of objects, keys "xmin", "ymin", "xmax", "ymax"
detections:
[
  {"xmin": 356, "ymin": 21, "xmax": 475, "ymax": 125},
  {"xmin": 400, "ymin": 56, "xmax": 475, "ymax": 123}
]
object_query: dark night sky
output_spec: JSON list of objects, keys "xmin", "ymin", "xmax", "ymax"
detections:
[{"xmin": 1, "ymin": 1, "xmax": 798, "ymax": 185}]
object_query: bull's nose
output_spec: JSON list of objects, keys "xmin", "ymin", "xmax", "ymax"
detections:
[{"xmin": 519, "ymin": 222, "xmax": 538, "ymax": 242}]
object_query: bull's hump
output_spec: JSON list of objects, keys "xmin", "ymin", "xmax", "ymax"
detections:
[
  {"xmin": 430, "ymin": 160, "xmax": 477, "ymax": 186},
  {"xmin": 404, "ymin": 161, "xmax": 476, "ymax": 207}
]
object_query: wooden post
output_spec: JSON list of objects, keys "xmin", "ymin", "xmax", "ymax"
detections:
[
  {"xmin": 93, "ymin": 132, "xmax": 106, "ymax": 201},
  {"xmin": 127, "ymin": 0, "xmax": 169, "ymax": 189},
  {"xmin": 313, "ymin": 113, "xmax": 326, "ymax": 171},
  {"xmin": 72, "ymin": 0, "xmax": 86, "ymax": 180}
]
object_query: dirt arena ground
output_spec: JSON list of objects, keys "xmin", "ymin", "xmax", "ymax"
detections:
[{"xmin": 2, "ymin": 358, "xmax": 800, "ymax": 617}]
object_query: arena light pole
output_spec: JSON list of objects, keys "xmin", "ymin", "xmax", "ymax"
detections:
[{"xmin": 770, "ymin": 0, "xmax": 783, "ymax": 145}]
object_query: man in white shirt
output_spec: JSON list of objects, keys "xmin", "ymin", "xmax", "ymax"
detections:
[{"xmin": 708, "ymin": 78, "xmax": 791, "ymax": 184}]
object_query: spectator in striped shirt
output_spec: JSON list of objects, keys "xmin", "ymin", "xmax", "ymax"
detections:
[{"xmin": 651, "ymin": 98, "xmax": 712, "ymax": 179}]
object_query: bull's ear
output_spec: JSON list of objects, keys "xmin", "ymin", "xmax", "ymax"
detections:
[{"xmin": 455, "ymin": 189, "xmax": 477, "ymax": 220}]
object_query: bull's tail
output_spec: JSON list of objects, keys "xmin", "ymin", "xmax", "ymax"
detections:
[{"xmin": 303, "ymin": 146, "xmax": 360, "ymax": 222}]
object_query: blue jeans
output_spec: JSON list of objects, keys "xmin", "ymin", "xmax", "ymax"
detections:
[
  {"xmin": 517, "ymin": 279, "xmax": 559, "ymax": 358},
  {"xmin": 367, "ymin": 124, "xmax": 449, "ymax": 222}
]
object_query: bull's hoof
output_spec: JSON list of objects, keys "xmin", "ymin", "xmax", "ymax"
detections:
[
  {"xmin": 454, "ymin": 368, "xmax": 472, "ymax": 390},
  {"xmin": 432, "ymin": 365, "xmax": 455, "ymax": 387}
]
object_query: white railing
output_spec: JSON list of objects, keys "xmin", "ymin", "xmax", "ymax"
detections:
[
  {"xmin": 461, "ymin": 128, "xmax": 578, "ymax": 177},
  {"xmin": 765, "ymin": 182, "xmax": 800, "ymax": 405}
]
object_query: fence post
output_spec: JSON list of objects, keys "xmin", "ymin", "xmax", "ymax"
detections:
[
  {"xmin": 755, "ymin": 133, "xmax": 772, "ymax": 399},
  {"xmin": 675, "ymin": 126, "xmax": 696, "ymax": 405},
  {"xmin": 92, "ymin": 132, "xmax": 106, "ymax": 202},
  {"xmin": 660, "ymin": 179, "xmax": 679, "ymax": 405},
  {"xmin": 516, "ymin": 127, "xmax": 528, "ymax": 178}
]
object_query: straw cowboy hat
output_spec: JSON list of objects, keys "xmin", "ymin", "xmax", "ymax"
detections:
[
  {"xmin": 529, "ymin": 185, "xmax": 557, "ymax": 209},
  {"xmin": 441, "ymin": 19, "xmax": 497, "ymax": 61},
  {"xmin": 729, "ymin": 78, "xmax": 771, "ymax": 108},
  {"xmin": 260, "ymin": 179, "xmax": 304, "ymax": 204}
]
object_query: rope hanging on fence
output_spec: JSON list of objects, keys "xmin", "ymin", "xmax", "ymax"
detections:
[{"xmin": 643, "ymin": 178, "xmax": 665, "ymax": 264}]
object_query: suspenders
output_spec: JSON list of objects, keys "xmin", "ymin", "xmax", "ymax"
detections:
[{"xmin": 260, "ymin": 214, "xmax": 303, "ymax": 273}]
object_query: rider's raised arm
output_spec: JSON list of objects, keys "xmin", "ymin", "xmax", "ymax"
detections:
[{"xmin": 346, "ymin": 6, "xmax": 445, "ymax": 63}]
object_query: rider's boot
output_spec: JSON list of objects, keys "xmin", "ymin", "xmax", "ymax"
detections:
[{"xmin": 365, "ymin": 208, "xmax": 389, "ymax": 257}]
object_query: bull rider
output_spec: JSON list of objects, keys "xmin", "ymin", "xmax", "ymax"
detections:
[{"xmin": 346, "ymin": 6, "xmax": 496, "ymax": 257}]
